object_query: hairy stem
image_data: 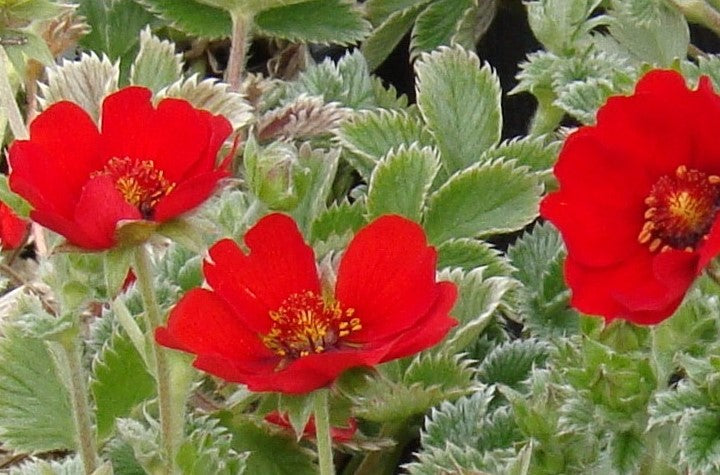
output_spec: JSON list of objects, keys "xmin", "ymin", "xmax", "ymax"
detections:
[
  {"xmin": 313, "ymin": 389, "xmax": 335, "ymax": 475},
  {"xmin": 0, "ymin": 47, "xmax": 27, "ymax": 140},
  {"xmin": 58, "ymin": 335, "xmax": 99, "ymax": 474},
  {"xmin": 226, "ymin": 11, "xmax": 252, "ymax": 92},
  {"xmin": 135, "ymin": 244, "xmax": 179, "ymax": 473}
]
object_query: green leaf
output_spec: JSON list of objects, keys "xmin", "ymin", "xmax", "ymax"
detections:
[
  {"xmin": 680, "ymin": 409, "xmax": 720, "ymax": 474},
  {"xmin": 158, "ymin": 75, "xmax": 254, "ymax": 129},
  {"xmin": 420, "ymin": 386, "xmax": 495, "ymax": 449},
  {"xmin": 367, "ymin": 145, "xmax": 439, "ymax": 222},
  {"xmin": 361, "ymin": 3, "xmax": 427, "ymax": 71},
  {"xmin": 335, "ymin": 109, "xmax": 434, "ymax": 180},
  {"xmin": 353, "ymin": 359, "xmax": 475, "ymax": 422},
  {"xmin": 255, "ymin": 0, "xmax": 371, "ymax": 45},
  {"xmin": 77, "ymin": 0, "xmax": 156, "ymax": 62},
  {"xmin": 481, "ymin": 135, "xmax": 560, "ymax": 175},
  {"xmin": 410, "ymin": 0, "xmax": 472, "ymax": 56},
  {"xmin": 607, "ymin": 2, "xmax": 689, "ymax": 66},
  {"xmin": 258, "ymin": 95, "xmax": 349, "ymax": 142},
  {"xmin": 2, "ymin": 0, "xmax": 67, "ymax": 22},
  {"xmin": 609, "ymin": 429, "xmax": 644, "ymax": 475},
  {"xmin": 440, "ymin": 268, "xmax": 515, "ymax": 353},
  {"xmin": 176, "ymin": 415, "xmax": 248, "ymax": 475},
  {"xmin": 554, "ymin": 77, "xmax": 617, "ymax": 124},
  {"xmin": 477, "ymin": 339, "xmax": 552, "ymax": 390},
  {"xmin": 137, "ymin": 0, "xmax": 232, "ymax": 38},
  {"xmin": 7, "ymin": 456, "xmax": 85, "ymax": 475},
  {"xmin": 507, "ymin": 222, "xmax": 563, "ymax": 291},
  {"xmin": 116, "ymin": 418, "xmax": 163, "ymax": 472},
  {"xmin": 289, "ymin": 144, "xmax": 340, "ymax": 234},
  {"xmin": 0, "ymin": 325, "xmax": 74, "ymax": 452},
  {"xmin": 437, "ymin": 238, "xmax": 513, "ymax": 276},
  {"xmin": 220, "ymin": 413, "xmax": 317, "ymax": 475},
  {"xmin": 91, "ymin": 330, "xmax": 155, "ymax": 440},
  {"xmin": 415, "ymin": 45, "xmax": 502, "ymax": 175},
  {"xmin": 0, "ymin": 174, "xmax": 31, "ymax": 218},
  {"xmin": 423, "ymin": 160, "xmax": 542, "ymax": 244},
  {"xmin": 278, "ymin": 393, "xmax": 314, "ymax": 439},
  {"xmin": 38, "ymin": 53, "xmax": 119, "ymax": 121},
  {"xmin": 103, "ymin": 246, "xmax": 134, "ymax": 298},
  {"xmin": 310, "ymin": 199, "xmax": 367, "ymax": 243},
  {"xmin": 196, "ymin": 0, "xmax": 308, "ymax": 13},
  {"xmin": 451, "ymin": 0, "xmax": 497, "ymax": 48},
  {"xmin": 130, "ymin": 27, "xmax": 183, "ymax": 93},
  {"xmin": 526, "ymin": 0, "xmax": 603, "ymax": 54},
  {"xmin": 3, "ymin": 30, "xmax": 54, "ymax": 80},
  {"xmin": 365, "ymin": 0, "xmax": 430, "ymax": 25},
  {"xmin": 648, "ymin": 381, "xmax": 709, "ymax": 431}
]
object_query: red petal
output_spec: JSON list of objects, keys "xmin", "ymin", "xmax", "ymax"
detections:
[
  {"xmin": 156, "ymin": 288, "xmax": 275, "ymax": 368},
  {"xmin": 565, "ymin": 252, "xmax": 696, "ymax": 324},
  {"xmin": 335, "ymin": 216, "xmax": 450, "ymax": 342},
  {"xmin": 181, "ymin": 110, "xmax": 234, "ymax": 178},
  {"xmin": 380, "ymin": 281, "xmax": 458, "ymax": 361},
  {"xmin": 10, "ymin": 141, "xmax": 83, "ymax": 218},
  {"xmin": 153, "ymin": 168, "xmax": 228, "ymax": 222},
  {"xmin": 147, "ymin": 98, "xmax": 215, "ymax": 182},
  {"xmin": 203, "ymin": 214, "xmax": 321, "ymax": 334},
  {"xmin": 30, "ymin": 208, "xmax": 106, "ymax": 250},
  {"xmin": 553, "ymin": 129, "xmax": 652, "ymax": 208},
  {"xmin": 593, "ymin": 71, "xmax": 694, "ymax": 178},
  {"xmin": 71, "ymin": 175, "xmax": 141, "ymax": 250},
  {"xmin": 215, "ymin": 344, "xmax": 392, "ymax": 394},
  {"xmin": 100, "ymin": 87, "xmax": 158, "ymax": 164},
  {"xmin": 540, "ymin": 193, "xmax": 644, "ymax": 267},
  {"xmin": 698, "ymin": 218, "xmax": 720, "ymax": 270},
  {"xmin": 23, "ymin": 101, "xmax": 103, "ymax": 196},
  {"xmin": 0, "ymin": 203, "xmax": 27, "ymax": 249}
]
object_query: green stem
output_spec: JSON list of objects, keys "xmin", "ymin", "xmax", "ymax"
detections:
[
  {"xmin": 313, "ymin": 389, "xmax": 334, "ymax": 475},
  {"xmin": 58, "ymin": 335, "xmax": 99, "ymax": 474},
  {"xmin": 528, "ymin": 97, "xmax": 564, "ymax": 136},
  {"xmin": 135, "ymin": 245, "xmax": 178, "ymax": 474},
  {"xmin": 0, "ymin": 47, "xmax": 27, "ymax": 140},
  {"xmin": 226, "ymin": 11, "xmax": 252, "ymax": 92}
]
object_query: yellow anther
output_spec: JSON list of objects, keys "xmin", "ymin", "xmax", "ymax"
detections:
[
  {"xmin": 709, "ymin": 175, "xmax": 720, "ymax": 184},
  {"xmin": 649, "ymin": 238, "xmax": 662, "ymax": 252},
  {"xmin": 676, "ymin": 165, "xmax": 688, "ymax": 178}
]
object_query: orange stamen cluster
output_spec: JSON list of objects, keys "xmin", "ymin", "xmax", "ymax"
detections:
[
  {"xmin": 93, "ymin": 157, "xmax": 176, "ymax": 218},
  {"xmin": 639, "ymin": 165, "xmax": 720, "ymax": 252},
  {"xmin": 262, "ymin": 291, "xmax": 360, "ymax": 359}
]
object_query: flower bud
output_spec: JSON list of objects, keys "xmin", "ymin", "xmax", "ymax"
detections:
[{"xmin": 244, "ymin": 137, "xmax": 300, "ymax": 211}]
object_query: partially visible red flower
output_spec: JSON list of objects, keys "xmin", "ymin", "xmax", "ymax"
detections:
[
  {"xmin": 541, "ymin": 69, "xmax": 720, "ymax": 324},
  {"xmin": 8, "ymin": 87, "xmax": 233, "ymax": 251},
  {"xmin": 264, "ymin": 411, "xmax": 357, "ymax": 442},
  {"xmin": 0, "ymin": 201, "xmax": 28, "ymax": 250},
  {"xmin": 156, "ymin": 213, "xmax": 457, "ymax": 394}
]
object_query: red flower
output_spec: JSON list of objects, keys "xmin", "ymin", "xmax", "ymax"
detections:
[
  {"xmin": 264, "ymin": 411, "xmax": 358, "ymax": 442},
  {"xmin": 8, "ymin": 87, "xmax": 232, "ymax": 250},
  {"xmin": 156, "ymin": 213, "xmax": 457, "ymax": 394},
  {"xmin": 0, "ymin": 201, "xmax": 28, "ymax": 250},
  {"xmin": 541, "ymin": 69, "xmax": 720, "ymax": 324}
]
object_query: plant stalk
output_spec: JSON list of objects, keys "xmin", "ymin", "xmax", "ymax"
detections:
[
  {"xmin": 226, "ymin": 11, "xmax": 252, "ymax": 91},
  {"xmin": 0, "ymin": 47, "xmax": 28, "ymax": 140},
  {"xmin": 135, "ymin": 244, "xmax": 178, "ymax": 474},
  {"xmin": 313, "ymin": 389, "xmax": 335, "ymax": 475},
  {"xmin": 59, "ymin": 335, "xmax": 99, "ymax": 474}
]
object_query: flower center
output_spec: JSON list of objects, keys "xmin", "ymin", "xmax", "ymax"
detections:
[
  {"xmin": 261, "ymin": 291, "xmax": 360, "ymax": 359},
  {"xmin": 93, "ymin": 157, "xmax": 176, "ymax": 219},
  {"xmin": 639, "ymin": 165, "xmax": 720, "ymax": 252}
]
